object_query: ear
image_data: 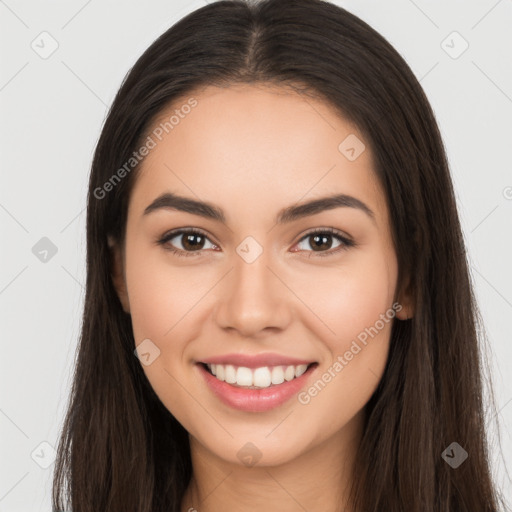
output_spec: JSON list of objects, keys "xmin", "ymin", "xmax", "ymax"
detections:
[
  {"xmin": 395, "ymin": 274, "xmax": 414, "ymax": 321},
  {"xmin": 108, "ymin": 235, "xmax": 130, "ymax": 314}
]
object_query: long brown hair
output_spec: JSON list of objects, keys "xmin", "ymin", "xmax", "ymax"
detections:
[{"xmin": 52, "ymin": 0, "xmax": 509, "ymax": 510}]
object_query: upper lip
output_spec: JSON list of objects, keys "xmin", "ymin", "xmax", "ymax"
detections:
[{"xmin": 199, "ymin": 353, "xmax": 316, "ymax": 369}]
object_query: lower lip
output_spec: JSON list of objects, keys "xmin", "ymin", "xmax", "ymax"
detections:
[{"xmin": 196, "ymin": 363, "xmax": 318, "ymax": 412}]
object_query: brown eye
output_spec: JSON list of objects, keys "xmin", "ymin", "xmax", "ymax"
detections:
[
  {"xmin": 305, "ymin": 233, "xmax": 336, "ymax": 251},
  {"xmin": 179, "ymin": 232, "xmax": 207, "ymax": 251},
  {"xmin": 293, "ymin": 228, "xmax": 355, "ymax": 257},
  {"xmin": 157, "ymin": 228, "xmax": 217, "ymax": 257}
]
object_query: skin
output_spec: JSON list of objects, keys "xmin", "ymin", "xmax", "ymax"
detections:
[{"xmin": 110, "ymin": 83, "xmax": 414, "ymax": 512}]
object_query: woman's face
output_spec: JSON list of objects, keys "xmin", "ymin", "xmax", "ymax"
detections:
[{"xmin": 111, "ymin": 83, "xmax": 411, "ymax": 467}]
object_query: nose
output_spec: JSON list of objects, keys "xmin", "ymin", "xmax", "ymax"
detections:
[{"xmin": 213, "ymin": 246, "xmax": 292, "ymax": 338}]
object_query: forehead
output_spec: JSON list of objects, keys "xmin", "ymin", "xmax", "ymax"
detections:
[{"xmin": 129, "ymin": 83, "xmax": 388, "ymax": 230}]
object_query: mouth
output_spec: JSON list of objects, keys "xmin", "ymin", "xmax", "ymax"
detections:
[
  {"xmin": 196, "ymin": 361, "xmax": 319, "ymax": 412},
  {"xmin": 200, "ymin": 362, "xmax": 317, "ymax": 389}
]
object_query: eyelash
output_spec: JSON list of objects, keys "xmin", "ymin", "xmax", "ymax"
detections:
[{"xmin": 156, "ymin": 227, "xmax": 356, "ymax": 259}]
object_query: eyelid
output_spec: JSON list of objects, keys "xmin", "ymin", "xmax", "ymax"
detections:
[
  {"xmin": 156, "ymin": 227, "xmax": 218, "ymax": 257},
  {"xmin": 293, "ymin": 227, "xmax": 355, "ymax": 258},
  {"xmin": 298, "ymin": 226, "xmax": 353, "ymax": 244}
]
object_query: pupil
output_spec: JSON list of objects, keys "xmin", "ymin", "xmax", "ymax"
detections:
[
  {"xmin": 312, "ymin": 234, "xmax": 331, "ymax": 251},
  {"xmin": 183, "ymin": 234, "xmax": 204, "ymax": 250}
]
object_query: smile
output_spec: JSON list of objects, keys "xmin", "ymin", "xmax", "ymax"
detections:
[
  {"xmin": 196, "ymin": 361, "xmax": 319, "ymax": 412},
  {"xmin": 205, "ymin": 363, "xmax": 310, "ymax": 389}
]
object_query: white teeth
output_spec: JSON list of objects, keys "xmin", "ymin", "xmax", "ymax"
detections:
[
  {"xmin": 216, "ymin": 364, "xmax": 225, "ymax": 381},
  {"xmin": 253, "ymin": 367, "xmax": 271, "ymax": 387},
  {"xmin": 224, "ymin": 364, "xmax": 237, "ymax": 384},
  {"xmin": 271, "ymin": 366, "xmax": 285, "ymax": 385},
  {"xmin": 295, "ymin": 364, "xmax": 308, "ymax": 377},
  {"xmin": 284, "ymin": 365, "xmax": 295, "ymax": 381},
  {"xmin": 236, "ymin": 367, "xmax": 253, "ymax": 386},
  {"xmin": 205, "ymin": 363, "xmax": 312, "ymax": 389}
]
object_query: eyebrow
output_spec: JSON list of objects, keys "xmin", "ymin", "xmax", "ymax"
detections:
[{"xmin": 143, "ymin": 192, "xmax": 376, "ymax": 225}]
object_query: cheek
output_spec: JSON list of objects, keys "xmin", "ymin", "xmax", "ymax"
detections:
[
  {"xmin": 124, "ymin": 244, "xmax": 215, "ymax": 413},
  {"xmin": 294, "ymin": 248, "xmax": 397, "ymax": 350},
  {"xmin": 124, "ymin": 246, "xmax": 208, "ymax": 425},
  {"xmin": 124, "ymin": 243, "xmax": 206, "ymax": 344},
  {"xmin": 294, "ymin": 250, "xmax": 397, "ymax": 426},
  {"xmin": 125, "ymin": 262, "xmax": 173, "ymax": 344}
]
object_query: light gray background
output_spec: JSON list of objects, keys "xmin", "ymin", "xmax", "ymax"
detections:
[{"xmin": 1, "ymin": 0, "xmax": 511, "ymax": 510}]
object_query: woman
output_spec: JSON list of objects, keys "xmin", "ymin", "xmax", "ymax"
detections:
[{"xmin": 52, "ymin": 0, "xmax": 509, "ymax": 510}]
